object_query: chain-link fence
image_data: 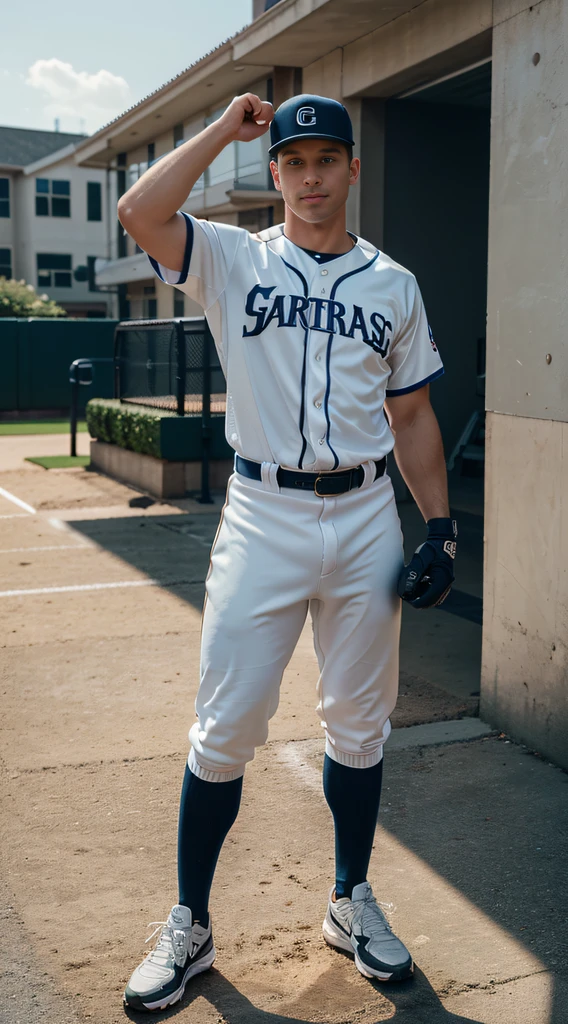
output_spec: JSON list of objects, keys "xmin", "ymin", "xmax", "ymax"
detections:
[
  {"xmin": 113, "ymin": 317, "xmax": 227, "ymax": 502},
  {"xmin": 114, "ymin": 318, "xmax": 226, "ymax": 416}
]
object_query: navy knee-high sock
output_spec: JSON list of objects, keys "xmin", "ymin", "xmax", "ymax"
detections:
[
  {"xmin": 322, "ymin": 754, "xmax": 384, "ymax": 900},
  {"xmin": 177, "ymin": 765, "xmax": 243, "ymax": 926}
]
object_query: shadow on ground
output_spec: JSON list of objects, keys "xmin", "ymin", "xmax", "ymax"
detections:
[{"xmin": 124, "ymin": 966, "xmax": 484, "ymax": 1023}]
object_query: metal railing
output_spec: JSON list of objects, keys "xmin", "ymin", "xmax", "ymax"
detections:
[
  {"xmin": 69, "ymin": 357, "xmax": 114, "ymax": 457},
  {"xmin": 69, "ymin": 318, "xmax": 226, "ymax": 503},
  {"xmin": 114, "ymin": 317, "xmax": 226, "ymax": 418}
]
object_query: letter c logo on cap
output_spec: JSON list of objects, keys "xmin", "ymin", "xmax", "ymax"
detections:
[{"xmin": 297, "ymin": 106, "xmax": 316, "ymax": 126}]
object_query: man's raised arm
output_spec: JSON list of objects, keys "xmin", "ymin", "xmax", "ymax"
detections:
[{"xmin": 117, "ymin": 93, "xmax": 273, "ymax": 273}]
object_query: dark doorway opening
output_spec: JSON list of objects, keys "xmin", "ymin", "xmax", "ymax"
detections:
[{"xmin": 384, "ymin": 61, "xmax": 491, "ymax": 700}]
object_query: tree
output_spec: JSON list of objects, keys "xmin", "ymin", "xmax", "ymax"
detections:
[{"xmin": 0, "ymin": 277, "xmax": 66, "ymax": 318}]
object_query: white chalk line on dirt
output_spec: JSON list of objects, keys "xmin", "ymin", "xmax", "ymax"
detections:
[
  {"xmin": 0, "ymin": 579, "xmax": 159, "ymax": 598},
  {"xmin": 0, "ymin": 486, "xmax": 36, "ymax": 515},
  {"xmin": 45, "ymin": 517, "xmax": 97, "ymax": 547},
  {"xmin": 0, "ymin": 513, "xmax": 30, "ymax": 519},
  {"xmin": 0, "ymin": 545, "xmax": 92, "ymax": 555}
]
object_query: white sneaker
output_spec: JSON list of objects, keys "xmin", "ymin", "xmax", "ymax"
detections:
[
  {"xmin": 123, "ymin": 904, "xmax": 215, "ymax": 1012},
  {"xmin": 323, "ymin": 882, "xmax": 413, "ymax": 981}
]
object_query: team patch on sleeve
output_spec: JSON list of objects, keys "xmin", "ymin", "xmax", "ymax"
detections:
[{"xmin": 428, "ymin": 324, "xmax": 438, "ymax": 352}]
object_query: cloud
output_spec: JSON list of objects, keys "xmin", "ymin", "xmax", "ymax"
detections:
[{"xmin": 26, "ymin": 58, "xmax": 131, "ymax": 134}]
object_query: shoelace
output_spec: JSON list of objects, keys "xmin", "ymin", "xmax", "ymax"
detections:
[
  {"xmin": 145, "ymin": 921, "xmax": 189, "ymax": 967},
  {"xmin": 361, "ymin": 892, "xmax": 395, "ymax": 933}
]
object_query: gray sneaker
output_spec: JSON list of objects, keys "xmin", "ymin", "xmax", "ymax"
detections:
[
  {"xmin": 323, "ymin": 881, "xmax": 413, "ymax": 981},
  {"xmin": 124, "ymin": 904, "xmax": 215, "ymax": 1012}
]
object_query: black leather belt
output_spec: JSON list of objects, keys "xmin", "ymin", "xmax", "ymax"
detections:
[{"xmin": 235, "ymin": 455, "xmax": 386, "ymax": 497}]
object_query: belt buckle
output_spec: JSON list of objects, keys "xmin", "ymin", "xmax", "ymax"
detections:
[
  {"xmin": 314, "ymin": 471, "xmax": 352, "ymax": 497},
  {"xmin": 314, "ymin": 474, "xmax": 327, "ymax": 497}
]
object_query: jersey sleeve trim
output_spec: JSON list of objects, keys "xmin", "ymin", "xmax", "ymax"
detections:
[
  {"xmin": 385, "ymin": 366, "xmax": 445, "ymax": 397},
  {"xmin": 147, "ymin": 212, "xmax": 194, "ymax": 285}
]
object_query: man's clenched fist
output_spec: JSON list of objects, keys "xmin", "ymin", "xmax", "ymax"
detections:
[
  {"xmin": 397, "ymin": 518, "xmax": 457, "ymax": 609},
  {"xmin": 219, "ymin": 93, "xmax": 274, "ymax": 143}
]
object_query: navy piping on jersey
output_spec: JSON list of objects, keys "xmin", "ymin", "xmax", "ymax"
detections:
[
  {"xmin": 324, "ymin": 252, "xmax": 381, "ymax": 469},
  {"xmin": 147, "ymin": 212, "xmax": 193, "ymax": 285},
  {"xmin": 280, "ymin": 257, "xmax": 310, "ymax": 469},
  {"xmin": 385, "ymin": 365, "xmax": 445, "ymax": 397}
]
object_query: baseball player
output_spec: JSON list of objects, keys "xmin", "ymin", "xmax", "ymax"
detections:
[{"xmin": 118, "ymin": 92, "xmax": 457, "ymax": 1012}]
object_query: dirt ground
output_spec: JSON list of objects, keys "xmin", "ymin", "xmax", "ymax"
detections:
[{"xmin": 1, "ymin": 446, "xmax": 565, "ymax": 1024}]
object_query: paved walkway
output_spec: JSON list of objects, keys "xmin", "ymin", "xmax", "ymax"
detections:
[{"xmin": 1, "ymin": 436, "xmax": 565, "ymax": 1024}]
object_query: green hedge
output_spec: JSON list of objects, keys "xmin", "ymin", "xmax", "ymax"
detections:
[
  {"xmin": 86, "ymin": 397, "xmax": 232, "ymax": 462},
  {"xmin": 86, "ymin": 399, "xmax": 174, "ymax": 459}
]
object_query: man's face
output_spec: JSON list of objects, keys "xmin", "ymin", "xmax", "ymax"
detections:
[{"xmin": 270, "ymin": 139, "xmax": 360, "ymax": 224}]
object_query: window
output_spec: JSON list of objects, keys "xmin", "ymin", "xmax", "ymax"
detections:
[
  {"xmin": 236, "ymin": 135, "xmax": 266, "ymax": 187},
  {"xmin": 147, "ymin": 142, "xmax": 155, "ymax": 164},
  {"xmin": 173, "ymin": 123, "xmax": 184, "ymax": 148},
  {"xmin": 143, "ymin": 285, "xmax": 156, "ymax": 319},
  {"xmin": 0, "ymin": 178, "xmax": 10, "ymax": 217},
  {"xmin": 0, "ymin": 247, "xmax": 12, "ymax": 278},
  {"xmin": 173, "ymin": 293, "xmax": 184, "ymax": 317},
  {"xmin": 203, "ymin": 104, "xmax": 268, "ymax": 189},
  {"xmin": 205, "ymin": 109, "xmax": 236, "ymax": 187},
  {"xmin": 35, "ymin": 179, "xmax": 71, "ymax": 217},
  {"xmin": 115, "ymin": 156, "xmax": 126, "ymax": 260},
  {"xmin": 37, "ymin": 253, "xmax": 72, "ymax": 288},
  {"xmin": 127, "ymin": 162, "xmax": 147, "ymax": 189},
  {"xmin": 87, "ymin": 182, "xmax": 102, "ymax": 221}
]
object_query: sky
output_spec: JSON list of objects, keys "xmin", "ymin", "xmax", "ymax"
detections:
[{"xmin": 0, "ymin": 0, "xmax": 252, "ymax": 136}]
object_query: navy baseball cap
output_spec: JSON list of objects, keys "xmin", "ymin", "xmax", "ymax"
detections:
[{"xmin": 269, "ymin": 94, "xmax": 354, "ymax": 157}]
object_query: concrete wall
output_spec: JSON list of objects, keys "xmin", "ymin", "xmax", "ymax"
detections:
[
  {"xmin": 482, "ymin": 0, "xmax": 568, "ymax": 768},
  {"xmin": 482, "ymin": 413, "xmax": 568, "ymax": 767},
  {"xmin": 342, "ymin": 0, "xmax": 492, "ymax": 98}
]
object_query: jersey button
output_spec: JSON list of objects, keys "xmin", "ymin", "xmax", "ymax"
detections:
[
  {"xmin": 320, "ymin": 269, "xmax": 328, "ymax": 276},
  {"xmin": 314, "ymin": 400, "xmax": 322, "ymax": 408},
  {"xmin": 315, "ymin": 354, "xmax": 321, "ymax": 361},
  {"xmin": 318, "ymin": 437, "xmax": 325, "ymax": 445}
]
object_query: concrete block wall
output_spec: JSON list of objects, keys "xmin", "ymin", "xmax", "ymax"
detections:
[{"xmin": 482, "ymin": 0, "xmax": 568, "ymax": 768}]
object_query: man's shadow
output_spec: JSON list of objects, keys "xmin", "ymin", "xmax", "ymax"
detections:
[{"xmin": 124, "ymin": 961, "xmax": 484, "ymax": 1023}]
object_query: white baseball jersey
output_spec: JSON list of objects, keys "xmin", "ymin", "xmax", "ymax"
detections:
[{"xmin": 149, "ymin": 214, "xmax": 443, "ymax": 472}]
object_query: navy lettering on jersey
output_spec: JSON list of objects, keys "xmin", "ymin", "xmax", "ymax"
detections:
[
  {"xmin": 242, "ymin": 285, "xmax": 276, "ymax": 337},
  {"xmin": 369, "ymin": 312, "xmax": 392, "ymax": 357},
  {"xmin": 242, "ymin": 285, "xmax": 392, "ymax": 356},
  {"xmin": 285, "ymin": 294, "xmax": 310, "ymax": 329},
  {"xmin": 347, "ymin": 305, "xmax": 370, "ymax": 341},
  {"xmin": 326, "ymin": 300, "xmax": 347, "ymax": 336}
]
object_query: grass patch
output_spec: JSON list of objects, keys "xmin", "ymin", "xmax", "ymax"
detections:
[
  {"xmin": 25, "ymin": 455, "xmax": 91, "ymax": 469},
  {"xmin": 0, "ymin": 420, "xmax": 88, "ymax": 436}
]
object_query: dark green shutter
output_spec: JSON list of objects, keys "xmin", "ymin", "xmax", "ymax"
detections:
[{"xmin": 87, "ymin": 182, "xmax": 102, "ymax": 221}]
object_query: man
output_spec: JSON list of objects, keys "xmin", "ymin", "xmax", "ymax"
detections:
[{"xmin": 118, "ymin": 92, "xmax": 456, "ymax": 1012}]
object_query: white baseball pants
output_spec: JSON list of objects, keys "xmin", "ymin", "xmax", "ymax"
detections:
[{"xmin": 188, "ymin": 462, "xmax": 404, "ymax": 782}]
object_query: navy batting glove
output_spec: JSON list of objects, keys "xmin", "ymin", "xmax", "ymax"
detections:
[{"xmin": 397, "ymin": 518, "xmax": 457, "ymax": 609}]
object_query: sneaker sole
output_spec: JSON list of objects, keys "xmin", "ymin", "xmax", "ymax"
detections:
[
  {"xmin": 123, "ymin": 945, "xmax": 216, "ymax": 1012},
  {"xmin": 322, "ymin": 915, "xmax": 413, "ymax": 983}
]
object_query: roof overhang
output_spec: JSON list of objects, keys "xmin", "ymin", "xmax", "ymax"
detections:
[
  {"xmin": 184, "ymin": 187, "xmax": 280, "ymax": 217},
  {"xmin": 74, "ymin": 0, "xmax": 422, "ymax": 169},
  {"xmin": 233, "ymin": 0, "xmax": 423, "ymax": 67},
  {"xmin": 23, "ymin": 143, "xmax": 77, "ymax": 176},
  {"xmin": 95, "ymin": 253, "xmax": 150, "ymax": 286},
  {"xmin": 75, "ymin": 42, "xmax": 272, "ymax": 169}
]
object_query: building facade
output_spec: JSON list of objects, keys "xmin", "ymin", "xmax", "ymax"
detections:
[
  {"xmin": 0, "ymin": 126, "xmax": 113, "ymax": 316},
  {"xmin": 75, "ymin": 0, "xmax": 568, "ymax": 768}
]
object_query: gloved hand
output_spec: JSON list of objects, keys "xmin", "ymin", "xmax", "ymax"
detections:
[{"xmin": 397, "ymin": 518, "xmax": 457, "ymax": 609}]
